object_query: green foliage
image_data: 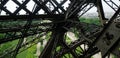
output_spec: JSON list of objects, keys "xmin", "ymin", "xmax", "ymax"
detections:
[
  {"xmin": 79, "ymin": 17, "xmax": 101, "ymax": 25},
  {"xmin": 0, "ymin": 33, "xmax": 6, "ymax": 39},
  {"xmin": 62, "ymin": 53, "xmax": 73, "ymax": 58},
  {"xmin": 0, "ymin": 40, "xmax": 18, "ymax": 53},
  {"xmin": 65, "ymin": 34, "xmax": 72, "ymax": 45},
  {"xmin": 17, "ymin": 45, "xmax": 37, "ymax": 58}
]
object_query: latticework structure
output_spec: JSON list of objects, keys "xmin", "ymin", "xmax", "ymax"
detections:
[{"xmin": 0, "ymin": 0, "xmax": 120, "ymax": 58}]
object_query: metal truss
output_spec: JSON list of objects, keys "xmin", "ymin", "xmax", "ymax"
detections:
[{"xmin": 0, "ymin": 0, "xmax": 120, "ymax": 58}]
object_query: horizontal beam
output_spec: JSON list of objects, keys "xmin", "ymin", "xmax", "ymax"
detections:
[
  {"xmin": 0, "ymin": 14, "xmax": 65, "ymax": 21},
  {"xmin": 0, "ymin": 29, "xmax": 51, "ymax": 44},
  {"xmin": 0, "ymin": 23, "xmax": 51, "ymax": 33}
]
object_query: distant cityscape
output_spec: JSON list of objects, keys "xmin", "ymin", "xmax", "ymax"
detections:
[{"xmin": 82, "ymin": 12, "xmax": 114, "ymax": 19}]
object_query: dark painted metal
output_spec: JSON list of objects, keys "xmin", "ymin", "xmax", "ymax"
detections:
[{"xmin": 0, "ymin": 0, "xmax": 120, "ymax": 58}]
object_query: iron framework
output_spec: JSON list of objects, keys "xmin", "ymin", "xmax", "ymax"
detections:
[{"xmin": 0, "ymin": 0, "xmax": 120, "ymax": 58}]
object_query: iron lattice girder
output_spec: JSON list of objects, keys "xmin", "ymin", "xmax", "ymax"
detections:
[
  {"xmin": 66, "ymin": 0, "xmax": 96, "ymax": 19},
  {"xmin": 0, "ymin": 0, "xmax": 99, "ymax": 21},
  {"xmin": 0, "ymin": 0, "xmax": 98, "ymax": 16},
  {"xmin": 93, "ymin": 6, "xmax": 120, "ymax": 57},
  {"xmin": 0, "ymin": 0, "xmax": 68, "ymax": 15},
  {"xmin": 0, "ymin": 0, "xmax": 120, "ymax": 58}
]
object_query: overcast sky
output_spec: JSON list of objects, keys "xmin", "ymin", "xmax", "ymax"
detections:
[
  {"xmin": 1, "ymin": 0, "xmax": 120, "ymax": 15},
  {"xmin": 88, "ymin": 0, "xmax": 120, "ymax": 13}
]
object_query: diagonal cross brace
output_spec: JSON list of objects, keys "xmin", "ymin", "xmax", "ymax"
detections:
[
  {"xmin": 0, "ymin": 0, "xmax": 12, "ymax": 14},
  {"xmin": 33, "ymin": 0, "xmax": 52, "ymax": 14},
  {"xmin": 52, "ymin": 0, "xmax": 66, "ymax": 13},
  {"xmin": 12, "ymin": 0, "xmax": 32, "ymax": 15}
]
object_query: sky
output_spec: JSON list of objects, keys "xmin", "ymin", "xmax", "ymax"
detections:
[
  {"xmin": 88, "ymin": 0, "xmax": 120, "ymax": 13},
  {"xmin": 1, "ymin": 0, "xmax": 120, "ymax": 15}
]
